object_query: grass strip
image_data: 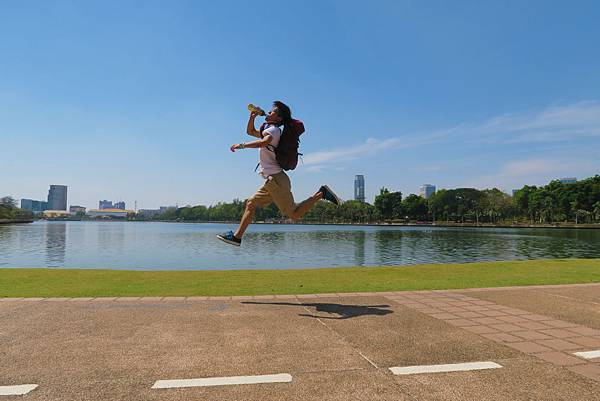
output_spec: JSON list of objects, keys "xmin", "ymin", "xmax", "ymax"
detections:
[{"xmin": 1, "ymin": 259, "xmax": 599, "ymax": 298}]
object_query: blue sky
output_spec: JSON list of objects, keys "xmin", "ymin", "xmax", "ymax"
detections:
[{"xmin": 2, "ymin": 1, "xmax": 599, "ymax": 209}]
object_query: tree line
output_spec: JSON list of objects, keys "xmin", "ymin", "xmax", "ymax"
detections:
[
  {"xmin": 0, "ymin": 197, "xmax": 33, "ymax": 220},
  {"xmin": 5, "ymin": 175, "xmax": 599, "ymax": 224},
  {"xmin": 148, "ymin": 175, "xmax": 600, "ymax": 224}
]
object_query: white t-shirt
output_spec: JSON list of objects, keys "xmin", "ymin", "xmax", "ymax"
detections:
[{"xmin": 259, "ymin": 124, "xmax": 282, "ymax": 177}]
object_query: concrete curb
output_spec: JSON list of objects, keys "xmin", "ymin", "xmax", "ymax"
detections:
[{"xmin": 1, "ymin": 282, "xmax": 599, "ymax": 302}]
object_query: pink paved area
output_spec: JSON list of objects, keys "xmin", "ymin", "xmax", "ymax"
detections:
[{"xmin": 1, "ymin": 283, "xmax": 599, "ymax": 400}]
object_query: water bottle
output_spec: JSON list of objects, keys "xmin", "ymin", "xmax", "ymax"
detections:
[{"xmin": 247, "ymin": 103, "xmax": 266, "ymax": 116}]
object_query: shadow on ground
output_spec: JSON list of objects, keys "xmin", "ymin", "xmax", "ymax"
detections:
[{"xmin": 242, "ymin": 301, "xmax": 394, "ymax": 320}]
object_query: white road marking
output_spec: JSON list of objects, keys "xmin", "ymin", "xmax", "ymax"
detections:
[
  {"xmin": 389, "ymin": 361, "xmax": 503, "ymax": 375},
  {"xmin": 573, "ymin": 350, "xmax": 600, "ymax": 359},
  {"xmin": 152, "ymin": 373, "xmax": 292, "ymax": 389},
  {"xmin": 0, "ymin": 384, "xmax": 38, "ymax": 396}
]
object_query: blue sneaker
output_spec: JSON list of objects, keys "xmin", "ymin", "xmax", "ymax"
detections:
[
  {"xmin": 217, "ymin": 231, "xmax": 242, "ymax": 246},
  {"xmin": 319, "ymin": 185, "xmax": 341, "ymax": 205}
]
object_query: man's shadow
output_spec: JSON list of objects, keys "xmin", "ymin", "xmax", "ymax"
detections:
[{"xmin": 242, "ymin": 301, "xmax": 393, "ymax": 320}]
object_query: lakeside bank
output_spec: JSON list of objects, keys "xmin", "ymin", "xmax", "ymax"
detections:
[
  {"xmin": 0, "ymin": 219, "xmax": 33, "ymax": 224},
  {"xmin": 56, "ymin": 219, "xmax": 600, "ymax": 230},
  {"xmin": 1, "ymin": 259, "xmax": 599, "ymax": 298},
  {"xmin": 258, "ymin": 221, "xmax": 600, "ymax": 229}
]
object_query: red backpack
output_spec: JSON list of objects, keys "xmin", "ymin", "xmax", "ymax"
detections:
[{"xmin": 260, "ymin": 119, "xmax": 305, "ymax": 171}]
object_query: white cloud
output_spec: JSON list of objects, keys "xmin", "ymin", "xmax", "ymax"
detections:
[
  {"xmin": 465, "ymin": 157, "xmax": 597, "ymax": 191},
  {"xmin": 467, "ymin": 101, "xmax": 600, "ymax": 143},
  {"xmin": 303, "ymin": 132, "xmax": 446, "ymax": 166},
  {"xmin": 301, "ymin": 101, "xmax": 600, "ymax": 169},
  {"xmin": 303, "ymin": 137, "xmax": 399, "ymax": 165},
  {"xmin": 502, "ymin": 159, "xmax": 560, "ymax": 176}
]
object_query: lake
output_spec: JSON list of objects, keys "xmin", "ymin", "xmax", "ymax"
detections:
[{"xmin": 0, "ymin": 221, "xmax": 599, "ymax": 270}]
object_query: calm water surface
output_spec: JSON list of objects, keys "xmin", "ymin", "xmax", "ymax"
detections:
[{"xmin": 0, "ymin": 221, "xmax": 599, "ymax": 270}]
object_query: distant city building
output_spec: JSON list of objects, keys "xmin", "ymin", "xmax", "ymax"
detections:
[
  {"xmin": 47, "ymin": 185, "xmax": 67, "ymax": 210},
  {"xmin": 21, "ymin": 198, "xmax": 48, "ymax": 212},
  {"xmin": 419, "ymin": 184, "xmax": 436, "ymax": 199},
  {"xmin": 87, "ymin": 208, "xmax": 132, "ymax": 218},
  {"xmin": 559, "ymin": 177, "xmax": 577, "ymax": 184},
  {"xmin": 354, "ymin": 175, "xmax": 365, "ymax": 202},
  {"xmin": 99, "ymin": 200, "xmax": 113, "ymax": 209},
  {"xmin": 138, "ymin": 209, "xmax": 159, "ymax": 218},
  {"xmin": 42, "ymin": 210, "xmax": 71, "ymax": 219},
  {"xmin": 20, "ymin": 199, "xmax": 32, "ymax": 210},
  {"xmin": 137, "ymin": 206, "xmax": 176, "ymax": 218},
  {"xmin": 138, "ymin": 209, "xmax": 162, "ymax": 218},
  {"xmin": 113, "ymin": 201, "xmax": 126, "ymax": 210},
  {"xmin": 69, "ymin": 205, "xmax": 86, "ymax": 214}
]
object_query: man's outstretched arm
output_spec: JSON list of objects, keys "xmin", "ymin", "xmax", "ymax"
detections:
[{"xmin": 230, "ymin": 134, "xmax": 272, "ymax": 152}]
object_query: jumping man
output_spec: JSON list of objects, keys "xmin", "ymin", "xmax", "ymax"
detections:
[{"xmin": 217, "ymin": 100, "xmax": 340, "ymax": 246}]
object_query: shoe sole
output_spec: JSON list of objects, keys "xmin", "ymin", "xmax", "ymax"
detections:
[
  {"xmin": 216, "ymin": 235, "xmax": 241, "ymax": 246},
  {"xmin": 322, "ymin": 185, "xmax": 341, "ymax": 205}
]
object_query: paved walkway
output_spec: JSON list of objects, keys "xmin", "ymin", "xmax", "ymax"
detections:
[{"xmin": 1, "ymin": 283, "xmax": 599, "ymax": 400}]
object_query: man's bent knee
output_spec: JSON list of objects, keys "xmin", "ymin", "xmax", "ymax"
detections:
[{"xmin": 246, "ymin": 199, "xmax": 258, "ymax": 211}]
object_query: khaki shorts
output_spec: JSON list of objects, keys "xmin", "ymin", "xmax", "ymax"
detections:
[{"xmin": 249, "ymin": 171, "xmax": 296, "ymax": 217}]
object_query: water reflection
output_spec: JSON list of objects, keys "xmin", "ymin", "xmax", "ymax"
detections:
[
  {"xmin": 374, "ymin": 230, "xmax": 404, "ymax": 265},
  {"xmin": 2, "ymin": 222, "xmax": 600, "ymax": 270},
  {"xmin": 97, "ymin": 222, "xmax": 126, "ymax": 256},
  {"xmin": 45, "ymin": 222, "xmax": 66, "ymax": 266},
  {"xmin": 354, "ymin": 231, "xmax": 366, "ymax": 266}
]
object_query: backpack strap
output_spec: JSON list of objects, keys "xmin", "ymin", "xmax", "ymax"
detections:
[
  {"xmin": 253, "ymin": 123, "xmax": 278, "ymax": 171},
  {"xmin": 259, "ymin": 122, "xmax": 267, "ymax": 138},
  {"xmin": 261, "ymin": 123, "xmax": 278, "ymax": 153}
]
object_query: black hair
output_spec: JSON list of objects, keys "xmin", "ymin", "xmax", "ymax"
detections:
[
  {"xmin": 272, "ymin": 100, "xmax": 298, "ymax": 138},
  {"xmin": 273, "ymin": 100, "xmax": 292, "ymax": 123}
]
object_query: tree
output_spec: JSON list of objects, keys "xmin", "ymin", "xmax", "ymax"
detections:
[
  {"xmin": 0, "ymin": 196, "xmax": 17, "ymax": 208},
  {"xmin": 255, "ymin": 202, "xmax": 282, "ymax": 221},
  {"xmin": 428, "ymin": 189, "xmax": 451, "ymax": 222},
  {"xmin": 474, "ymin": 188, "xmax": 514, "ymax": 223},
  {"xmin": 576, "ymin": 209, "xmax": 591, "ymax": 224},
  {"xmin": 594, "ymin": 201, "xmax": 600, "ymax": 223},
  {"xmin": 402, "ymin": 194, "xmax": 428, "ymax": 220},
  {"xmin": 374, "ymin": 188, "xmax": 402, "ymax": 221},
  {"xmin": 0, "ymin": 196, "xmax": 16, "ymax": 219},
  {"xmin": 157, "ymin": 207, "xmax": 178, "ymax": 221},
  {"xmin": 513, "ymin": 186, "xmax": 537, "ymax": 222},
  {"xmin": 0, "ymin": 196, "xmax": 29, "ymax": 220},
  {"xmin": 338, "ymin": 200, "xmax": 374, "ymax": 223}
]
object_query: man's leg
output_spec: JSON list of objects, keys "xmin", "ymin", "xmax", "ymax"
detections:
[
  {"xmin": 234, "ymin": 184, "xmax": 272, "ymax": 239},
  {"xmin": 289, "ymin": 191, "xmax": 323, "ymax": 221},
  {"xmin": 268, "ymin": 173, "xmax": 340, "ymax": 221},
  {"xmin": 234, "ymin": 198, "xmax": 257, "ymax": 239},
  {"xmin": 289, "ymin": 185, "xmax": 341, "ymax": 219},
  {"xmin": 218, "ymin": 185, "xmax": 271, "ymax": 246}
]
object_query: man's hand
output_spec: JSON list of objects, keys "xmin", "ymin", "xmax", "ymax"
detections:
[{"xmin": 230, "ymin": 143, "xmax": 242, "ymax": 152}]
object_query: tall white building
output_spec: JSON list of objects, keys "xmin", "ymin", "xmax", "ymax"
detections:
[
  {"xmin": 354, "ymin": 175, "xmax": 365, "ymax": 202},
  {"xmin": 419, "ymin": 184, "xmax": 436, "ymax": 199},
  {"xmin": 47, "ymin": 185, "xmax": 67, "ymax": 210}
]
